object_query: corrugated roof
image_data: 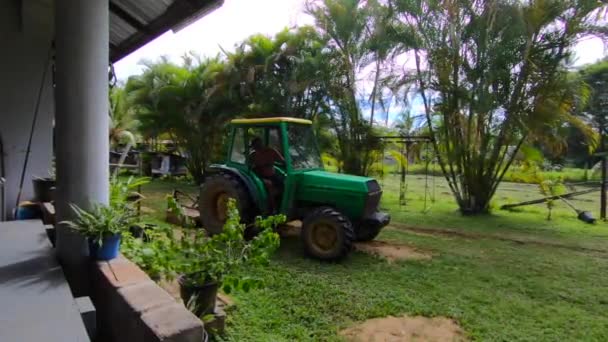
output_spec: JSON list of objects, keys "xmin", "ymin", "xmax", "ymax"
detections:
[{"xmin": 109, "ymin": 0, "xmax": 223, "ymax": 62}]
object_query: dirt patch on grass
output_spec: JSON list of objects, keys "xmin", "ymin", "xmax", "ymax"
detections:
[
  {"xmin": 354, "ymin": 240, "xmax": 432, "ymax": 262},
  {"xmin": 340, "ymin": 315, "xmax": 466, "ymax": 342},
  {"xmin": 278, "ymin": 221, "xmax": 302, "ymax": 238}
]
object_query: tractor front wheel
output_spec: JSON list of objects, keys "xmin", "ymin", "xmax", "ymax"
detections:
[
  {"xmin": 199, "ymin": 173, "xmax": 253, "ymax": 235},
  {"xmin": 301, "ymin": 207, "xmax": 354, "ymax": 261}
]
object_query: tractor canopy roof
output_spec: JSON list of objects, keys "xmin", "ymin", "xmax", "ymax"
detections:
[{"xmin": 230, "ymin": 117, "xmax": 312, "ymax": 125}]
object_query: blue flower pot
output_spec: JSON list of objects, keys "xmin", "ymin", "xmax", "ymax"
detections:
[{"xmin": 89, "ymin": 234, "xmax": 121, "ymax": 261}]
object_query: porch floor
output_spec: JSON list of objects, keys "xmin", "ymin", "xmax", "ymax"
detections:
[{"xmin": 0, "ymin": 220, "xmax": 89, "ymax": 341}]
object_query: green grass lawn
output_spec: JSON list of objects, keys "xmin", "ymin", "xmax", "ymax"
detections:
[{"xmin": 137, "ymin": 174, "xmax": 608, "ymax": 341}]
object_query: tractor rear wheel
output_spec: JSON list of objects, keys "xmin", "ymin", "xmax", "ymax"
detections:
[
  {"xmin": 301, "ymin": 207, "xmax": 354, "ymax": 261},
  {"xmin": 354, "ymin": 224, "xmax": 382, "ymax": 242},
  {"xmin": 199, "ymin": 173, "xmax": 253, "ymax": 235}
]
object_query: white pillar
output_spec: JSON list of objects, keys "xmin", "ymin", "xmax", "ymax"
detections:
[{"xmin": 54, "ymin": 0, "xmax": 109, "ymax": 295}]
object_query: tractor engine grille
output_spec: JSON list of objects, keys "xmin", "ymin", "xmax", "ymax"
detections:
[{"xmin": 364, "ymin": 180, "xmax": 382, "ymax": 216}]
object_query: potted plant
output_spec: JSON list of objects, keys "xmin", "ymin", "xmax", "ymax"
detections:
[
  {"xmin": 62, "ymin": 203, "xmax": 135, "ymax": 260},
  {"xmin": 61, "ymin": 177, "xmax": 148, "ymax": 261},
  {"xmin": 177, "ymin": 199, "xmax": 283, "ymax": 316}
]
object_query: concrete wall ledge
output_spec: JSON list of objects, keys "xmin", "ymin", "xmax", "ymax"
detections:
[{"xmin": 91, "ymin": 255, "xmax": 205, "ymax": 342}]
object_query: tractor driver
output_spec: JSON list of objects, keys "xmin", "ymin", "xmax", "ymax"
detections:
[{"xmin": 250, "ymin": 137, "xmax": 285, "ymax": 212}]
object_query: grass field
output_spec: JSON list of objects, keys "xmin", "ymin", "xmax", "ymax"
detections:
[{"xmin": 137, "ymin": 174, "xmax": 608, "ymax": 341}]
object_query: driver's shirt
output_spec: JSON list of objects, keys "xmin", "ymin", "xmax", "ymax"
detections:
[{"xmin": 252, "ymin": 147, "xmax": 284, "ymax": 178}]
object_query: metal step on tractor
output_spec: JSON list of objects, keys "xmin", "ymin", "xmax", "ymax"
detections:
[{"xmin": 199, "ymin": 117, "xmax": 390, "ymax": 261}]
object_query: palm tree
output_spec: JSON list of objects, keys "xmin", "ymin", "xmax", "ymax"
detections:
[
  {"xmin": 389, "ymin": 0, "xmax": 606, "ymax": 214},
  {"xmin": 109, "ymin": 86, "xmax": 138, "ymax": 148},
  {"xmin": 306, "ymin": 0, "xmax": 381, "ymax": 176},
  {"xmin": 125, "ymin": 57, "xmax": 238, "ymax": 183}
]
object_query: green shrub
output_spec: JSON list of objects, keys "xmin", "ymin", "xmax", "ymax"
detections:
[{"xmin": 178, "ymin": 199, "xmax": 284, "ymax": 293}]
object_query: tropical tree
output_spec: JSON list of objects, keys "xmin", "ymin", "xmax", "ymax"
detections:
[
  {"xmin": 306, "ymin": 0, "xmax": 383, "ymax": 175},
  {"xmin": 225, "ymin": 26, "xmax": 330, "ymax": 120},
  {"xmin": 389, "ymin": 0, "xmax": 606, "ymax": 214},
  {"xmin": 109, "ymin": 85, "xmax": 138, "ymax": 148},
  {"xmin": 580, "ymin": 60, "xmax": 608, "ymax": 142},
  {"xmin": 126, "ymin": 57, "xmax": 238, "ymax": 183}
]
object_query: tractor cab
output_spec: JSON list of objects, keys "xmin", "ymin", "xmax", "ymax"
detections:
[{"xmin": 200, "ymin": 117, "xmax": 390, "ymax": 261}]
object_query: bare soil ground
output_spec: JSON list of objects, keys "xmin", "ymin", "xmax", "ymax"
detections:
[
  {"xmin": 340, "ymin": 315, "xmax": 466, "ymax": 342},
  {"xmin": 277, "ymin": 221, "xmax": 302, "ymax": 238},
  {"xmin": 354, "ymin": 240, "xmax": 433, "ymax": 262}
]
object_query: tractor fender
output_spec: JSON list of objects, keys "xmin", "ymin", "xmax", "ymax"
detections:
[{"xmin": 207, "ymin": 165, "xmax": 266, "ymax": 212}]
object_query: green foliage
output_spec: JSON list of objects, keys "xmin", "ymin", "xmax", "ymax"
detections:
[
  {"xmin": 538, "ymin": 178, "xmax": 566, "ymax": 221},
  {"xmin": 179, "ymin": 199, "xmax": 284, "ymax": 292},
  {"xmin": 123, "ymin": 198, "xmax": 284, "ymax": 288},
  {"xmin": 61, "ymin": 203, "xmax": 134, "ymax": 243},
  {"xmin": 306, "ymin": 0, "xmax": 384, "ymax": 175},
  {"xmin": 61, "ymin": 177, "xmax": 148, "ymax": 243},
  {"xmin": 109, "ymin": 86, "xmax": 139, "ymax": 147},
  {"xmin": 125, "ymin": 57, "xmax": 233, "ymax": 183},
  {"xmin": 225, "ymin": 221, "xmax": 608, "ymax": 341},
  {"xmin": 165, "ymin": 194, "xmax": 194, "ymax": 227},
  {"xmin": 122, "ymin": 225, "xmax": 180, "ymax": 280},
  {"xmin": 226, "ymin": 27, "xmax": 328, "ymax": 119},
  {"xmin": 133, "ymin": 176, "xmax": 608, "ymax": 341},
  {"xmin": 166, "ymin": 195, "xmax": 181, "ymax": 214},
  {"xmin": 110, "ymin": 176, "xmax": 149, "ymax": 210},
  {"xmin": 388, "ymin": 0, "xmax": 605, "ymax": 214}
]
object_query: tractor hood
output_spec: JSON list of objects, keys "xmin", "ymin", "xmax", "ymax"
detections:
[
  {"xmin": 294, "ymin": 170, "xmax": 384, "ymax": 220},
  {"xmin": 296, "ymin": 170, "xmax": 374, "ymax": 193}
]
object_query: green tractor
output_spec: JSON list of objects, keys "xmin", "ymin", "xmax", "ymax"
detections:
[{"xmin": 199, "ymin": 117, "xmax": 390, "ymax": 260}]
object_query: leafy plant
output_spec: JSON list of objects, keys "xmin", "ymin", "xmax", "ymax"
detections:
[
  {"xmin": 178, "ymin": 199, "xmax": 284, "ymax": 293},
  {"xmin": 166, "ymin": 194, "xmax": 193, "ymax": 227},
  {"xmin": 122, "ymin": 225, "xmax": 180, "ymax": 280},
  {"xmin": 61, "ymin": 203, "xmax": 135, "ymax": 243},
  {"xmin": 60, "ymin": 177, "xmax": 150, "ymax": 245},
  {"xmin": 110, "ymin": 176, "xmax": 149, "ymax": 210},
  {"xmin": 389, "ymin": 0, "xmax": 605, "ymax": 214},
  {"xmin": 538, "ymin": 178, "xmax": 566, "ymax": 221}
]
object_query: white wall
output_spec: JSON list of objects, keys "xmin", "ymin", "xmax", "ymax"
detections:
[{"xmin": 0, "ymin": 0, "xmax": 54, "ymax": 218}]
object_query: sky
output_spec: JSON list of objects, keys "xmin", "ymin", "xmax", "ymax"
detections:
[
  {"xmin": 114, "ymin": 0, "xmax": 607, "ymax": 124},
  {"xmin": 115, "ymin": 0, "xmax": 607, "ymax": 79},
  {"xmin": 115, "ymin": 0, "xmax": 313, "ymax": 78}
]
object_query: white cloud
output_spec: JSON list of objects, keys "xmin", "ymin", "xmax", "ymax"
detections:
[{"xmin": 115, "ymin": 0, "xmax": 313, "ymax": 79}]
